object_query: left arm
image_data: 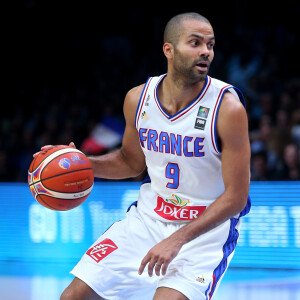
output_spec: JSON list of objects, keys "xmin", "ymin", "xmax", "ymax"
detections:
[{"xmin": 138, "ymin": 92, "xmax": 250, "ymax": 277}]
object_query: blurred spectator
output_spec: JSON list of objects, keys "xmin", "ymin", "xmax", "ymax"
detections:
[
  {"xmin": 250, "ymin": 116, "xmax": 278, "ymax": 171},
  {"xmin": 275, "ymin": 144, "xmax": 300, "ymax": 180},
  {"xmin": 251, "ymin": 150, "xmax": 272, "ymax": 181},
  {"xmin": 227, "ymin": 49, "xmax": 261, "ymax": 95},
  {"xmin": 2, "ymin": 8, "xmax": 299, "ymax": 182}
]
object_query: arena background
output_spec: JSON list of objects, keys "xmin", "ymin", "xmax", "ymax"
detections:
[{"xmin": 1, "ymin": 2, "xmax": 299, "ymax": 299}]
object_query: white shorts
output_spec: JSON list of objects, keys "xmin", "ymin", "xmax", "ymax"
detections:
[{"xmin": 71, "ymin": 204, "xmax": 241, "ymax": 300}]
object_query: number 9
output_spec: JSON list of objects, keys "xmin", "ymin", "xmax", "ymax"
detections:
[{"xmin": 165, "ymin": 163, "xmax": 180, "ymax": 189}]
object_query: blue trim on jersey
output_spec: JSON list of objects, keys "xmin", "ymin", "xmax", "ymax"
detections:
[
  {"xmin": 135, "ymin": 77, "xmax": 152, "ymax": 128},
  {"xmin": 206, "ymin": 217, "xmax": 240, "ymax": 299},
  {"xmin": 205, "ymin": 282, "xmax": 211, "ymax": 299},
  {"xmin": 213, "ymin": 94, "xmax": 224, "ymax": 153},
  {"xmin": 232, "ymin": 86, "xmax": 246, "ymax": 108},
  {"xmin": 126, "ymin": 201, "xmax": 138, "ymax": 212},
  {"xmin": 142, "ymin": 173, "xmax": 151, "ymax": 184},
  {"xmin": 239, "ymin": 195, "xmax": 251, "ymax": 217},
  {"xmin": 213, "ymin": 86, "xmax": 246, "ymax": 153},
  {"xmin": 155, "ymin": 75, "xmax": 209, "ymax": 119},
  {"xmin": 205, "ymin": 194, "xmax": 250, "ymax": 299}
]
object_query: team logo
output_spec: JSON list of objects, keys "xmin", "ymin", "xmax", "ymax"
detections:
[
  {"xmin": 154, "ymin": 195, "xmax": 206, "ymax": 221},
  {"xmin": 194, "ymin": 118, "xmax": 206, "ymax": 130},
  {"xmin": 86, "ymin": 238, "xmax": 118, "ymax": 263},
  {"xmin": 197, "ymin": 106, "xmax": 210, "ymax": 118},
  {"xmin": 58, "ymin": 158, "xmax": 71, "ymax": 170}
]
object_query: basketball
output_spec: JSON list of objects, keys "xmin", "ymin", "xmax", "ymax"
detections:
[{"xmin": 28, "ymin": 145, "xmax": 94, "ymax": 211}]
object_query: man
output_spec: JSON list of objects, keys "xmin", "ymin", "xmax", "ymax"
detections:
[{"xmin": 56, "ymin": 12, "xmax": 251, "ymax": 300}]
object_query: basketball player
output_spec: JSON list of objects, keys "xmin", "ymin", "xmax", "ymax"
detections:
[{"xmin": 38, "ymin": 12, "xmax": 251, "ymax": 300}]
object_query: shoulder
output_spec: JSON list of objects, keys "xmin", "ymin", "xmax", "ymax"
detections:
[
  {"xmin": 123, "ymin": 75, "xmax": 163, "ymax": 119},
  {"xmin": 218, "ymin": 91, "xmax": 247, "ymax": 128},
  {"xmin": 123, "ymin": 83, "xmax": 145, "ymax": 124},
  {"xmin": 209, "ymin": 77, "xmax": 232, "ymax": 91},
  {"xmin": 126, "ymin": 84, "xmax": 145, "ymax": 100},
  {"xmin": 124, "ymin": 84, "xmax": 145, "ymax": 108},
  {"xmin": 217, "ymin": 91, "xmax": 249, "ymax": 146},
  {"xmin": 220, "ymin": 91, "xmax": 246, "ymax": 115}
]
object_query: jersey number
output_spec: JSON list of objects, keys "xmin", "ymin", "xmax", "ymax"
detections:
[{"xmin": 165, "ymin": 163, "xmax": 179, "ymax": 189}]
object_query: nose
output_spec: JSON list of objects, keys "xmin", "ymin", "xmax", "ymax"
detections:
[{"xmin": 199, "ymin": 44, "xmax": 210, "ymax": 57}]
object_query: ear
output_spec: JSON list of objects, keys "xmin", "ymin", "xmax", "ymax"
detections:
[{"xmin": 163, "ymin": 42, "xmax": 174, "ymax": 59}]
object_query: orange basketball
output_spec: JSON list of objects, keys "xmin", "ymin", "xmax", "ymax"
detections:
[{"xmin": 28, "ymin": 145, "xmax": 94, "ymax": 211}]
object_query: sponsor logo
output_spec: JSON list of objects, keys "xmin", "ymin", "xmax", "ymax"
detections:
[
  {"xmin": 58, "ymin": 155, "xmax": 87, "ymax": 170},
  {"xmin": 64, "ymin": 178, "xmax": 89, "ymax": 187},
  {"xmin": 86, "ymin": 238, "xmax": 118, "ymax": 263},
  {"xmin": 141, "ymin": 111, "xmax": 149, "ymax": 119},
  {"xmin": 58, "ymin": 158, "xmax": 71, "ymax": 170},
  {"xmin": 196, "ymin": 276, "xmax": 206, "ymax": 283},
  {"xmin": 194, "ymin": 118, "xmax": 206, "ymax": 130},
  {"xmin": 154, "ymin": 195, "xmax": 206, "ymax": 221},
  {"xmin": 71, "ymin": 155, "xmax": 88, "ymax": 165},
  {"xmin": 197, "ymin": 106, "xmax": 210, "ymax": 118},
  {"xmin": 145, "ymin": 94, "xmax": 150, "ymax": 106}
]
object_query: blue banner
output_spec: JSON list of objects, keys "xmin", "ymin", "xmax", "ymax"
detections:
[{"xmin": 0, "ymin": 182, "xmax": 299, "ymax": 269}]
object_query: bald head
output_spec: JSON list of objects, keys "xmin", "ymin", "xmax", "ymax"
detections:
[{"xmin": 163, "ymin": 12, "xmax": 211, "ymax": 46}]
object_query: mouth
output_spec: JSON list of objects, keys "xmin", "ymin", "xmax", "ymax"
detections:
[{"xmin": 195, "ymin": 61, "xmax": 209, "ymax": 72}]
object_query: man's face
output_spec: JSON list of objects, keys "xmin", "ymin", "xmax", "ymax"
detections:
[{"xmin": 172, "ymin": 20, "xmax": 215, "ymax": 83}]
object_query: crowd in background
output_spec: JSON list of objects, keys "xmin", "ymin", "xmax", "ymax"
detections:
[{"xmin": 1, "ymin": 8, "xmax": 299, "ymax": 181}]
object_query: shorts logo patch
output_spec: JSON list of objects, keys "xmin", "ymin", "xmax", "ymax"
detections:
[{"xmin": 86, "ymin": 238, "xmax": 118, "ymax": 263}]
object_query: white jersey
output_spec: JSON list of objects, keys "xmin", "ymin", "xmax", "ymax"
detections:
[
  {"xmin": 135, "ymin": 74, "xmax": 250, "ymax": 222},
  {"xmin": 71, "ymin": 74, "xmax": 251, "ymax": 299}
]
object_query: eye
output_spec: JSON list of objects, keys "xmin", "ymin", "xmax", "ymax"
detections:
[
  {"xmin": 190, "ymin": 39, "xmax": 199, "ymax": 47},
  {"xmin": 207, "ymin": 42, "xmax": 215, "ymax": 49}
]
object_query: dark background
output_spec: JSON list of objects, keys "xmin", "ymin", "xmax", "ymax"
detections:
[{"xmin": 2, "ymin": 2, "xmax": 300, "ymax": 181}]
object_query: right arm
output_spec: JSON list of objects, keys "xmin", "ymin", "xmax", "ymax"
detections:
[{"xmin": 87, "ymin": 84, "xmax": 146, "ymax": 179}]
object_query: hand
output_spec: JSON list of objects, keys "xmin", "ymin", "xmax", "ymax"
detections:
[
  {"xmin": 33, "ymin": 142, "xmax": 76, "ymax": 158},
  {"xmin": 138, "ymin": 235, "xmax": 183, "ymax": 277}
]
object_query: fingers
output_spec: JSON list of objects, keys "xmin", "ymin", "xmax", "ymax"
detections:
[
  {"xmin": 33, "ymin": 145, "xmax": 53, "ymax": 158},
  {"xmin": 33, "ymin": 142, "xmax": 76, "ymax": 157},
  {"xmin": 154, "ymin": 262, "xmax": 163, "ymax": 277},
  {"xmin": 161, "ymin": 262, "xmax": 168, "ymax": 276},
  {"xmin": 138, "ymin": 254, "xmax": 167, "ymax": 277},
  {"xmin": 33, "ymin": 151, "xmax": 40, "ymax": 158},
  {"xmin": 69, "ymin": 142, "xmax": 76, "ymax": 148},
  {"xmin": 41, "ymin": 145, "xmax": 54, "ymax": 151},
  {"xmin": 138, "ymin": 256, "xmax": 149, "ymax": 275},
  {"xmin": 147, "ymin": 258, "xmax": 157, "ymax": 277}
]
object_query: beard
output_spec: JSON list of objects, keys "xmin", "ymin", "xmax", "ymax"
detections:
[{"xmin": 173, "ymin": 48, "xmax": 210, "ymax": 84}]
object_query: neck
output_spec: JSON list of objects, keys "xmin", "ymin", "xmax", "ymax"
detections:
[{"xmin": 158, "ymin": 73, "xmax": 206, "ymax": 115}]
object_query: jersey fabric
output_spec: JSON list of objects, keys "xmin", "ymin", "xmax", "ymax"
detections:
[
  {"xmin": 71, "ymin": 74, "xmax": 251, "ymax": 300},
  {"xmin": 135, "ymin": 74, "xmax": 251, "ymax": 222}
]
